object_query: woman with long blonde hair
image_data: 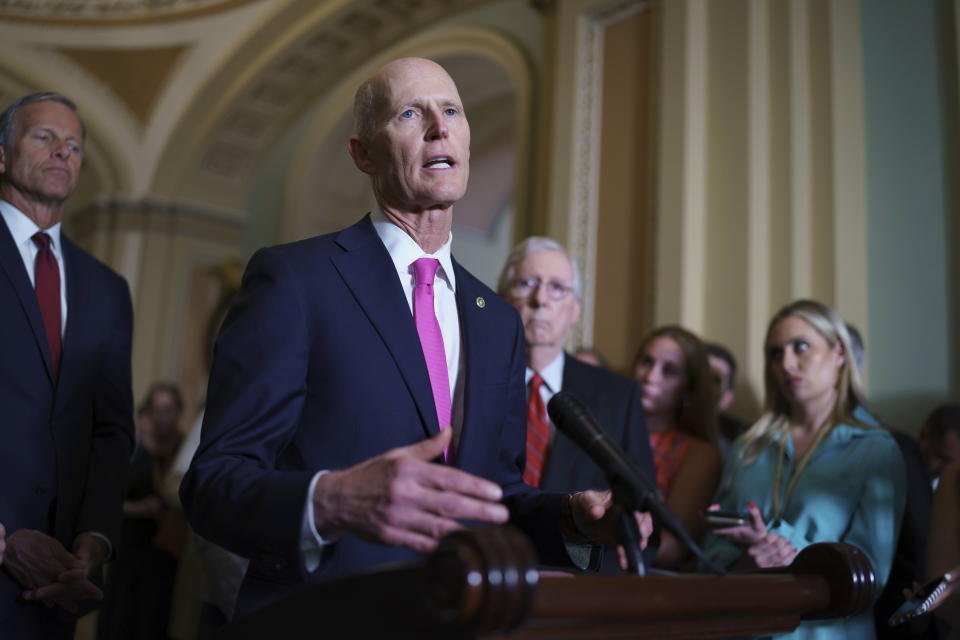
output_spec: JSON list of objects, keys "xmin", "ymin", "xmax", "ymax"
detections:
[{"xmin": 704, "ymin": 300, "xmax": 906, "ymax": 639}]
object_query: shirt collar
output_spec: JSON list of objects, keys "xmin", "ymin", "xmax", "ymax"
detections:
[
  {"xmin": 778, "ymin": 419, "xmax": 873, "ymax": 461},
  {"xmin": 369, "ymin": 209, "xmax": 456, "ymax": 293},
  {"xmin": 526, "ymin": 351, "xmax": 565, "ymax": 393},
  {"xmin": 0, "ymin": 200, "xmax": 63, "ymax": 252}
]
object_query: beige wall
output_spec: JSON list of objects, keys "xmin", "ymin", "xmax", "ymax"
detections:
[
  {"xmin": 593, "ymin": 9, "xmax": 655, "ymax": 374},
  {"xmin": 540, "ymin": 0, "xmax": 870, "ymax": 419}
]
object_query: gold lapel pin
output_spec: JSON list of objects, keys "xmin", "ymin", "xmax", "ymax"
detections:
[{"xmin": 476, "ymin": 296, "xmax": 486, "ymax": 308}]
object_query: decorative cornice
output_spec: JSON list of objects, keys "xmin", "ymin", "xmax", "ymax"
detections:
[
  {"xmin": 68, "ymin": 195, "xmax": 245, "ymax": 245},
  {"xmin": 0, "ymin": 0, "xmax": 259, "ymax": 25},
  {"xmin": 566, "ymin": 0, "xmax": 649, "ymax": 348}
]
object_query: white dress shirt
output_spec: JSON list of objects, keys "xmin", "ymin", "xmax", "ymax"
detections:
[
  {"xmin": 525, "ymin": 351, "xmax": 593, "ymax": 568},
  {"xmin": 369, "ymin": 210, "xmax": 461, "ymax": 396},
  {"xmin": 300, "ymin": 212, "xmax": 464, "ymax": 569},
  {"xmin": 526, "ymin": 351, "xmax": 566, "ymax": 443},
  {"xmin": 0, "ymin": 200, "xmax": 68, "ymax": 334}
]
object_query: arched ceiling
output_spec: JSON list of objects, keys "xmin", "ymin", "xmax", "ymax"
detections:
[
  {"xmin": 0, "ymin": 0, "xmax": 280, "ymax": 202},
  {"xmin": 0, "ymin": 0, "xmax": 530, "ymax": 213},
  {"xmin": 155, "ymin": 0, "xmax": 499, "ymax": 208}
]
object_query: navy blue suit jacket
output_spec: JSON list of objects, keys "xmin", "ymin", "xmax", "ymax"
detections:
[
  {"xmin": 0, "ymin": 215, "xmax": 134, "ymax": 636},
  {"xmin": 540, "ymin": 355, "xmax": 658, "ymax": 567},
  {"xmin": 181, "ymin": 216, "xmax": 567, "ymax": 615}
]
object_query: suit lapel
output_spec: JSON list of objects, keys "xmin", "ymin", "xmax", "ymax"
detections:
[
  {"xmin": 0, "ymin": 214, "xmax": 56, "ymax": 384},
  {"xmin": 330, "ymin": 216, "xmax": 439, "ymax": 437},
  {"xmin": 53, "ymin": 235, "xmax": 84, "ymax": 410},
  {"xmin": 452, "ymin": 259, "xmax": 489, "ymax": 465},
  {"xmin": 549, "ymin": 354, "xmax": 588, "ymax": 470}
]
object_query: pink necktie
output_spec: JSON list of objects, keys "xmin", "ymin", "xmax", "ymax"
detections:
[
  {"xmin": 32, "ymin": 232, "xmax": 62, "ymax": 379},
  {"xmin": 412, "ymin": 258, "xmax": 452, "ymax": 460}
]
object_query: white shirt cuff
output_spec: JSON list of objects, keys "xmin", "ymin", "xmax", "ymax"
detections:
[
  {"xmin": 300, "ymin": 470, "xmax": 340, "ymax": 572},
  {"xmin": 83, "ymin": 531, "xmax": 113, "ymax": 560}
]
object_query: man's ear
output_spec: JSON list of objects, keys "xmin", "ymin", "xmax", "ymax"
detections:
[
  {"xmin": 347, "ymin": 136, "xmax": 376, "ymax": 175},
  {"xmin": 0, "ymin": 144, "xmax": 6, "ymax": 174}
]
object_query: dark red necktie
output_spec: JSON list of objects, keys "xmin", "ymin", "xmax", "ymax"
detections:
[
  {"xmin": 522, "ymin": 373, "xmax": 550, "ymax": 487},
  {"xmin": 32, "ymin": 232, "xmax": 61, "ymax": 378}
]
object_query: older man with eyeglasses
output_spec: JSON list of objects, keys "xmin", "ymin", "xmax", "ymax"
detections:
[{"xmin": 497, "ymin": 237, "xmax": 659, "ymax": 570}]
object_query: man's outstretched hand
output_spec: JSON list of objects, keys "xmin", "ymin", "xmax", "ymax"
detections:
[{"xmin": 312, "ymin": 428, "xmax": 510, "ymax": 553}]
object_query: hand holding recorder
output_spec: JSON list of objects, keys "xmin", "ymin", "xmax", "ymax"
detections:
[{"xmin": 706, "ymin": 502, "xmax": 798, "ymax": 568}]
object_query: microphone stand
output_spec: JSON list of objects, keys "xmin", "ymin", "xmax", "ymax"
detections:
[
  {"xmin": 546, "ymin": 391, "xmax": 725, "ymax": 576},
  {"xmin": 611, "ymin": 481, "xmax": 646, "ymax": 577}
]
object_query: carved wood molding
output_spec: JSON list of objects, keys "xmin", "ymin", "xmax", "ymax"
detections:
[
  {"xmin": 566, "ymin": 0, "xmax": 650, "ymax": 348},
  {"xmin": 69, "ymin": 195, "xmax": 245, "ymax": 246},
  {"xmin": 0, "ymin": 0, "xmax": 258, "ymax": 23}
]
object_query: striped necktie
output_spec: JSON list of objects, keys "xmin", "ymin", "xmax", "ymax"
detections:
[{"xmin": 523, "ymin": 372, "xmax": 550, "ymax": 487}]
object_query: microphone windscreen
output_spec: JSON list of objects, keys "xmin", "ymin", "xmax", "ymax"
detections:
[{"xmin": 547, "ymin": 391, "xmax": 602, "ymax": 446}]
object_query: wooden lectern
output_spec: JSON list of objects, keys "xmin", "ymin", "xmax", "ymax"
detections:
[{"xmin": 217, "ymin": 526, "xmax": 875, "ymax": 639}]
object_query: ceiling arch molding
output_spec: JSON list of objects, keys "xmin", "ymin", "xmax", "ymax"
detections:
[
  {"xmin": 150, "ymin": 0, "xmax": 496, "ymax": 210},
  {"xmin": 0, "ymin": 1, "xmax": 279, "ymax": 198},
  {"xmin": 0, "ymin": 0, "xmax": 261, "ymax": 25},
  {"xmin": 279, "ymin": 25, "xmax": 534, "ymax": 244}
]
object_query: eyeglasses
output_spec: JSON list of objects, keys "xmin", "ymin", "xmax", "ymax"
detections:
[{"xmin": 510, "ymin": 277, "xmax": 575, "ymax": 301}]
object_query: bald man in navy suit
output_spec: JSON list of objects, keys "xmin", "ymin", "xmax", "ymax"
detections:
[
  {"xmin": 181, "ymin": 58, "xmax": 650, "ymax": 618},
  {"xmin": 0, "ymin": 93, "xmax": 134, "ymax": 638}
]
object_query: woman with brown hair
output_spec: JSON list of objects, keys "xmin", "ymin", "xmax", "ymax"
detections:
[
  {"xmin": 633, "ymin": 325, "xmax": 722, "ymax": 568},
  {"xmin": 704, "ymin": 299, "xmax": 906, "ymax": 639}
]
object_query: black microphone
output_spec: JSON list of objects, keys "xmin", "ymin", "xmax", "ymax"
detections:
[{"xmin": 547, "ymin": 390, "xmax": 725, "ymax": 574}]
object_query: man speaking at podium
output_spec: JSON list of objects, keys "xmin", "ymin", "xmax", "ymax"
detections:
[{"xmin": 181, "ymin": 57, "xmax": 650, "ymax": 617}]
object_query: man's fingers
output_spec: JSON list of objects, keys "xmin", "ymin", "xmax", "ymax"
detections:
[
  {"xmin": 317, "ymin": 448, "xmax": 508, "ymax": 552},
  {"xmin": 412, "ymin": 460, "xmax": 504, "ymax": 504},
  {"xmin": 27, "ymin": 579, "xmax": 103, "ymax": 605},
  {"xmin": 24, "ymin": 583, "xmax": 65, "ymax": 601},
  {"xmin": 57, "ymin": 568, "xmax": 89, "ymax": 583},
  {"xmin": 396, "ymin": 427, "xmax": 453, "ymax": 462},
  {"xmin": 577, "ymin": 489, "xmax": 612, "ymax": 521},
  {"xmin": 634, "ymin": 512, "xmax": 653, "ymax": 549},
  {"xmin": 43, "ymin": 536, "xmax": 77, "ymax": 570},
  {"xmin": 412, "ymin": 481, "xmax": 509, "ymax": 524},
  {"xmin": 382, "ymin": 462, "xmax": 507, "ymax": 524},
  {"xmin": 388, "ymin": 432, "xmax": 505, "ymax": 503},
  {"xmin": 72, "ymin": 580, "xmax": 104, "ymax": 601},
  {"xmin": 5, "ymin": 530, "xmax": 76, "ymax": 589},
  {"xmin": 72, "ymin": 533, "xmax": 108, "ymax": 572}
]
